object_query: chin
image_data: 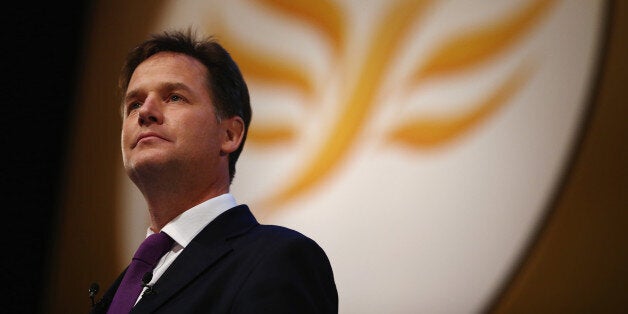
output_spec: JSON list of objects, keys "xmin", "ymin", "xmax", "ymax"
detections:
[{"xmin": 124, "ymin": 153, "xmax": 172, "ymax": 174}]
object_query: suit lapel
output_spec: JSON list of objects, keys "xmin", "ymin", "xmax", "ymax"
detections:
[{"xmin": 131, "ymin": 205, "xmax": 258, "ymax": 313}]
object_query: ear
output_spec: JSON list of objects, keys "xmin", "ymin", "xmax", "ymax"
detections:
[{"xmin": 220, "ymin": 116, "xmax": 245, "ymax": 154}]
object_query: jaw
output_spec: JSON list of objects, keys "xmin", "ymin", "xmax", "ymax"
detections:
[{"xmin": 124, "ymin": 146, "xmax": 175, "ymax": 179}]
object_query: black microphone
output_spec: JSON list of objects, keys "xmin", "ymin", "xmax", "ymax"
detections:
[
  {"xmin": 141, "ymin": 271, "xmax": 156, "ymax": 296},
  {"xmin": 88, "ymin": 282, "xmax": 99, "ymax": 307}
]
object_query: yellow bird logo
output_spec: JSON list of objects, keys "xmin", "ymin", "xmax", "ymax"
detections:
[{"xmin": 209, "ymin": 0, "xmax": 557, "ymax": 214}]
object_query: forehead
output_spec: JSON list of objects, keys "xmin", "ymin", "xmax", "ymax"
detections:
[{"xmin": 128, "ymin": 52, "xmax": 209, "ymax": 90}]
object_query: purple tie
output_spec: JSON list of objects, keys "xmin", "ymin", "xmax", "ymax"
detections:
[{"xmin": 107, "ymin": 231, "xmax": 174, "ymax": 314}]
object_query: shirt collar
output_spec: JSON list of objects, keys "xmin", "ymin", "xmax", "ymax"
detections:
[{"xmin": 146, "ymin": 193, "xmax": 237, "ymax": 248}]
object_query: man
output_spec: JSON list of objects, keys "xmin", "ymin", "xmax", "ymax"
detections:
[{"xmin": 91, "ymin": 29, "xmax": 338, "ymax": 313}]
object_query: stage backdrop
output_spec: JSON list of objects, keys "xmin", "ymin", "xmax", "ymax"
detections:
[
  {"xmin": 49, "ymin": 0, "xmax": 624, "ymax": 313},
  {"xmin": 112, "ymin": 0, "xmax": 606, "ymax": 312}
]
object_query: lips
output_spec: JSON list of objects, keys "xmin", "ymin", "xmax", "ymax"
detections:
[{"xmin": 133, "ymin": 132, "xmax": 168, "ymax": 148}]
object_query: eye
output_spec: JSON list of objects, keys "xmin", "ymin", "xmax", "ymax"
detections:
[
  {"xmin": 126, "ymin": 102, "xmax": 142, "ymax": 115},
  {"xmin": 169, "ymin": 94, "xmax": 183, "ymax": 102}
]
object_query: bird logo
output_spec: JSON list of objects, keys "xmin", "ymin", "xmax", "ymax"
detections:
[{"xmin": 201, "ymin": 0, "xmax": 557, "ymax": 214}]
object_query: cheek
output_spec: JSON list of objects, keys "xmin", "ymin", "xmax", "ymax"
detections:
[
  {"xmin": 120, "ymin": 122, "xmax": 134, "ymax": 150},
  {"xmin": 181, "ymin": 121, "xmax": 221, "ymax": 153}
]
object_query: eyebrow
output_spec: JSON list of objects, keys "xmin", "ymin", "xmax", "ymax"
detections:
[
  {"xmin": 124, "ymin": 82, "xmax": 193, "ymax": 103},
  {"xmin": 121, "ymin": 82, "xmax": 196, "ymax": 116}
]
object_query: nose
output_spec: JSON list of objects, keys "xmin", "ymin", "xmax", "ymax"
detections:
[{"xmin": 138, "ymin": 95, "xmax": 164, "ymax": 126}]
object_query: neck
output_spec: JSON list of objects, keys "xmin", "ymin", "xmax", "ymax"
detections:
[
  {"xmin": 145, "ymin": 188, "xmax": 228, "ymax": 232},
  {"xmin": 128, "ymin": 166, "xmax": 231, "ymax": 231}
]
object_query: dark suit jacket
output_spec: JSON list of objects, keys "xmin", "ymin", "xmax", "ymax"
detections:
[{"xmin": 91, "ymin": 205, "xmax": 338, "ymax": 313}]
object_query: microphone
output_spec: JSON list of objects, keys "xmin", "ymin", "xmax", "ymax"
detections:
[
  {"xmin": 88, "ymin": 282, "xmax": 99, "ymax": 306},
  {"xmin": 141, "ymin": 271, "xmax": 157, "ymax": 296}
]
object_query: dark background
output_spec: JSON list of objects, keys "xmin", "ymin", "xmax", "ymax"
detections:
[{"xmin": 4, "ymin": 1, "xmax": 91, "ymax": 312}]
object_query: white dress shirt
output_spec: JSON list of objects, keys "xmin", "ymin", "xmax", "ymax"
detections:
[{"xmin": 134, "ymin": 193, "xmax": 237, "ymax": 305}]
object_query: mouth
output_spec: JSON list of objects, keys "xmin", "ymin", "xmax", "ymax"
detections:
[{"xmin": 133, "ymin": 132, "xmax": 167, "ymax": 148}]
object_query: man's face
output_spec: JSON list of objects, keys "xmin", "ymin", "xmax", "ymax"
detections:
[{"xmin": 121, "ymin": 52, "xmax": 224, "ymax": 179}]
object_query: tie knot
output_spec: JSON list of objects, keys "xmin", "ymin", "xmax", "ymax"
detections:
[{"xmin": 133, "ymin": 232, "xmax": 174, "ymax": 267}]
